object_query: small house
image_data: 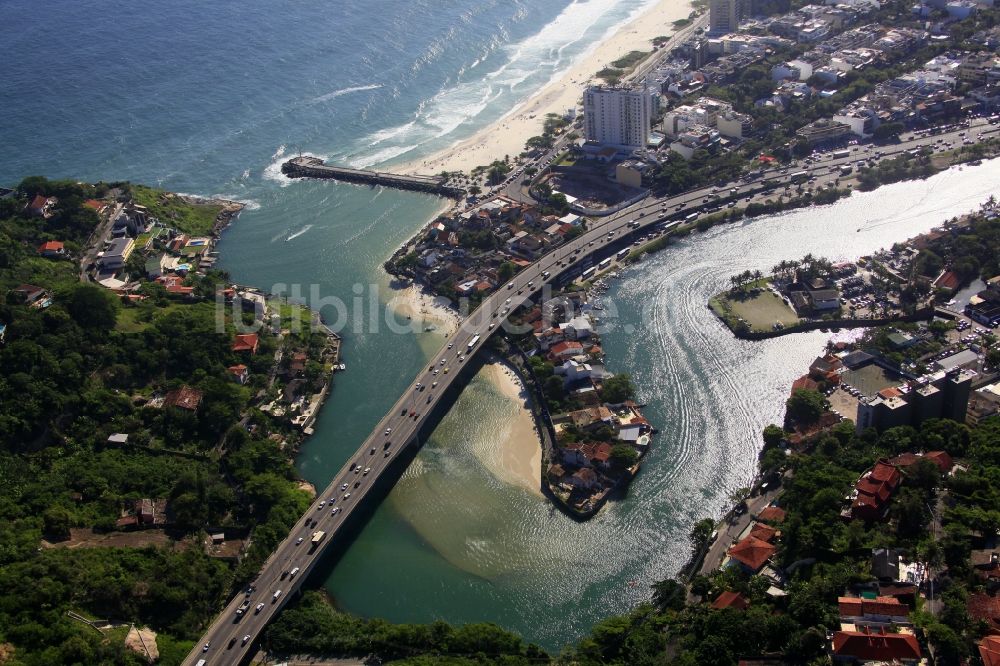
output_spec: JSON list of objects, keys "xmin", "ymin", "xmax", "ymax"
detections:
[{"xmin": 37, "ymin": 240, "xmax": 65, "ymax": 257}]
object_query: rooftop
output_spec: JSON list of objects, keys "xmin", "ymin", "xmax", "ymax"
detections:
[{"xmin": 728, "ymin": 535, "xmax": 777, "ymax": 571}]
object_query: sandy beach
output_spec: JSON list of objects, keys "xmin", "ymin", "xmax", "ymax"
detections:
[
  {"xmin": 385, "ymin": 281, "xmax": 461, "ymax": 339},
  {"xmin": 483, "ymin": 362, "xmax": 543, "ymax": 497},
  {"xmin": 396, "ymin": 0, "xmax": 693, "ymax": 176}
]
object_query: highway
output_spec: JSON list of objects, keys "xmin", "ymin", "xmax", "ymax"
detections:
[{"xmin": 184, "ymin": 118, "xmax": 998, "ymax": 665}]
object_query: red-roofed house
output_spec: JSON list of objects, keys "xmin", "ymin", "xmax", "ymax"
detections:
[
  {"xmin": 969, "ymin": 592, "xmax": 1000, "ymax": 633},
  {"xmin": 547, "ymin": 340, "xmax": 584, "ymax": 362},
  {"xmin": 83, "ymin": 199, "xmax": 106, "ymax": 212},
  {"xmin": 791, "ymin": 375, "xmax": 820, "ymax": 393},
  {"xmin": 728, "ymin": 536, "xmax": 776, "ymax": 573},
  {"xmin": 851, "ymin": 460, "xmax": 901, "ymax": 521},
  {"xmin": 164, "ymin": 386, "xmax": 203, "ymax": 411},
  {"xmin": 569, "ymin": 467, "xmax": 599, "ymax": 489},
  {"xmin": 980, "ymin": 635, "xmax": 1000, "ymax": 666},
  {"xmin": 933, "ymin": 270, "xmax": 961, "ymax": 293},
  {"xmin": 11, "ymin": 284, "xmax": 47, "ymax": 304},
  {"xmin": 749, "ymin": 522, "xmax": 778, "ymax": 543},
  {"xmin": 889, "ymin": 450, "xmax": 953, "ymax": 474},
  {"xmin": 809, "ymin": 354, "xmax": 842, "ymax": 383},
  {"xmin": 758, "ymin": 506, "xmax": 786, "ymax": 523},
  {"xmin": 232, "ymin": 333, "xmax": 259, "ymax": 354},
  {"xmin": 712, "ymin": 591, "xmax": 749, "ymax": 610},
  {"xmin": 926, "ymin": 450, "xmax": 953, "ymax": 473},
  {"xmin": 877, "ymin": 386, "xmax": 902, "ymax": 400},
  {"xmin": 37, "ymin": 240, "xmax": 65, "ymax": 257},
  {"xmin": 838, "ymin": 596, "xmax": 910, "ymax": 625},
  {"xmin": 887, "ymin": 452, "xmax": 919, "ymax": 469},
  {"xmin": 166, "ymin": 283, "xmax": 195, "ymax": 297},
  {"xmin": 831, "ymin": 628, "xmax": 921, "ymax": 664},
  {"xmin": 581, "ymin": 442, "xmax": 613, "ymax": 467},
  {"xmin": 228, "ymin": 364, "xmax": 250, "ymax": 385},
  {"xmin": 25, "ymin": 194, "xmax": 56, "ymax": 218}
]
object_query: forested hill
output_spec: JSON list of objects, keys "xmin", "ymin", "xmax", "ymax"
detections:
[{"xmin": 0, "ymin": 177, "xmax": 313, "ymax": 664}]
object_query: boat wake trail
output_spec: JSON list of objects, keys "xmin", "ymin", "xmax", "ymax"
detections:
[
  {"xmin": 312, "ymin": 84, "xmax": 384, "ymax": 104},
  {"xmin": 285, "ymin": 224, "xmax": 314, "ymax": 241}
]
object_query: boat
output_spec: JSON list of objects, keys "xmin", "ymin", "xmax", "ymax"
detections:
[{"xmin": 338, "ymin": 363, "xmax": 346, "ymax": 371}]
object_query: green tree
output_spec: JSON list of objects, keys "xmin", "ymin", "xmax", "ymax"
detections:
[
  {"xmin": 498, "ymin": 261, "xmax": 517, "ymax": 283},
  {"xmin": 874, "ymin": 122, "xmax": 905, "ymax": 141},
  {"xmin": 762, "ymin": 423, "xmax": 785, "ymax": 448},
  {"xmin": 64, "ymin": 283, "xmax": 118, "ymax": 330},
  {"xmin": 610, "ymin": 444, "xmax": 639, "ymax": 469},
  {"xmin": 651, "ymin": 578, "xmax": 686, "ymax": 612},
  {"xmin": 689, "ymin": 517, "xmax": 715, "ymax": 555},
  {"xmin": 42, "ymin": 507, "xmax": 71, "ymax": 539},
  {"xmin": 785, "ymin": 388, "xmax": 827, "ymax": 424},
  {"xmin": 602, "ymin": 374, "xmax": 636, "ymax": 404}
]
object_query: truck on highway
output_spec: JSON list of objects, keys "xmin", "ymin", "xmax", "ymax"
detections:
[
  {"xmin": 467, "ymin": 334, "xmax": 480, "ymax": 351},
  {"xmin": 235, "ymin": 598, "xmax": 252, "ymax": 618},
  {"xmin": 309, "ymin": 530, "xmax": 326, "ymax": 551},
  {"xmin": 839, "ymin": 165, "xmax": 853, "ymax": 176}
]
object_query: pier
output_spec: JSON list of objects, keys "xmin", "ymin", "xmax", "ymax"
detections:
[{"xmin": 281, "ymin": 156, "xmax": 466, "ymax": 197}]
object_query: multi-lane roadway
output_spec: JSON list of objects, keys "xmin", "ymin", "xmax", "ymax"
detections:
[{"xmin": 185, "ymin": 118, "xmax": 998, "ymax": 665}]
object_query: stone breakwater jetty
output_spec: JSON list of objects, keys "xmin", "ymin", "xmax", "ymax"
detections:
[{"xmin": 281, "ymin": 156, "xmax": 466, "ymax": 198}]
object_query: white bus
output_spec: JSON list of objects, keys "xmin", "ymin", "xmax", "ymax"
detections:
[
  {"xmin": 467, "ymin": 334, "xmax": 481, "ymax": 351},
  {"xmin": 581, "ymin": 266, "xmax": 597, "ymax": 280}
]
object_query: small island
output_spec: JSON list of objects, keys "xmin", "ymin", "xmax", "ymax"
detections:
[{"xmin": 709, "ymin": 251, "xmax": 936, "ymax": 340}]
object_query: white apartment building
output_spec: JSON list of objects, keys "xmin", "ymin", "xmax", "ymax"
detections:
[
  {"xmin": 583, "ymin": 86, "xmax": 651, "ymax": 151},
  {"xmin": 710, "ymin": 0, "xmax": 744, "ymax": 35}
]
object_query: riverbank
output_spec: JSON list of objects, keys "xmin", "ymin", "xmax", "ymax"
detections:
[
  {"xmin": 483, "ymin": 362, "xmax": 544, "ymax": 497},
  {"xmin": 393, "ymin": 0, "xmax": 694, "ymax": 176}
]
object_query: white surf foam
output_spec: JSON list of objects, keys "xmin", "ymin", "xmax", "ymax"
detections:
[
  {"xmin": 212, "ymin": 195, "xmax": 261, "ymax": 211},
  {"xmin": 261, "ymin": 149, "xmax": 329, "ymax": 187},
  {"xmin": 348, "ymin": 0, "xmax": 660, "ymax": 168}
]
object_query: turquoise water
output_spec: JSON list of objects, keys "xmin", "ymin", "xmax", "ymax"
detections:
[{"xmin": 4, "ymin": 0, "xmax": 1000, "ymax": 651}]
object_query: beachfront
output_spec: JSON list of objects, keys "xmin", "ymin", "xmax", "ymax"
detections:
[{"xmin": 394, "ymin": 0, "xmax": 694, "ymax": 176}]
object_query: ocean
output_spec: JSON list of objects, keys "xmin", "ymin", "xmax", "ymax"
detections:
[{"xmin": 4, "ymin": 0, "xmax": 1000, "ymax": 651}]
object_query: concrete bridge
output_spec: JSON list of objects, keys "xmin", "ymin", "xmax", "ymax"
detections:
[
  {"xmin": 182, "ymin": 193, "xmax": 675, "ymax": 666},
  {"xmin": 281, "ymin": 156, "xmax": 466, "ymax": 198}
]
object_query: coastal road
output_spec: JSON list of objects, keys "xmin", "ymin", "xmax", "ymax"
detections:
[
  {"xmin": 185, "ymin": 121, "xmax": 998, "ymax": 665},
  {"xmin": 697, "ymin": 484, "xmax": 784, "ymax": 578},
  {"xmin": 626, "ymin": 14, "xmax": 709, "ymax": 85},
  {"xmin": 79, "ymin": 202, "xmax": 121, "ymax": 282}
]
